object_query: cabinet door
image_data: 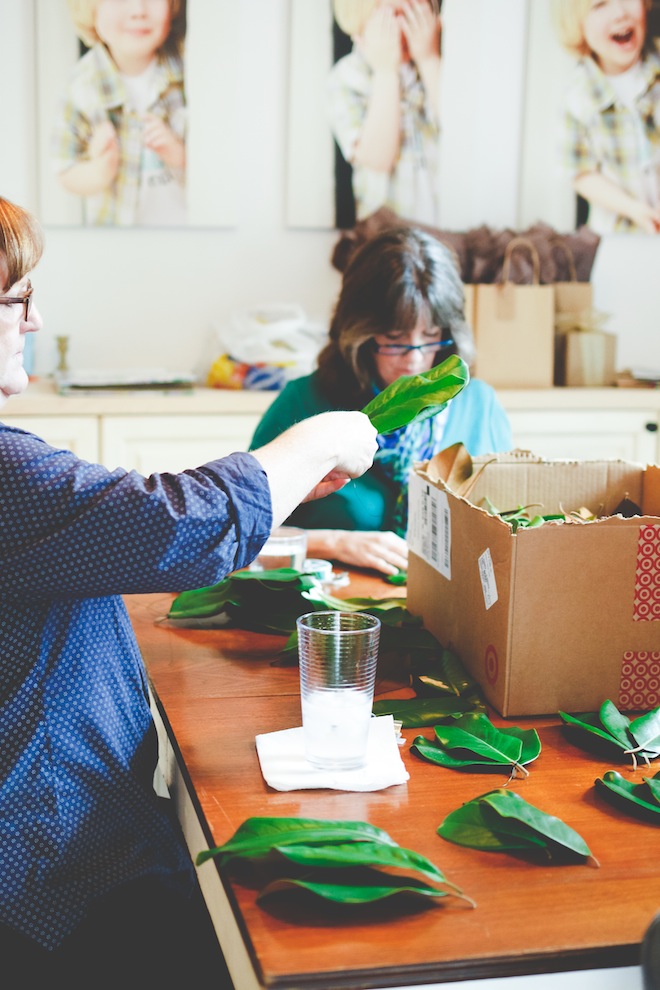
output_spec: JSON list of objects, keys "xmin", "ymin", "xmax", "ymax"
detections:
[
  {"xmin": 0, "ymin": 415, "xmax": 100, "ymax": 461},
  {"xmin": 101, "ymin": 414, "xmax": 262, "ymax": 473},
  {"xmin": 506, "ymin": 410, "xmax": 658, "ymax": 463}
]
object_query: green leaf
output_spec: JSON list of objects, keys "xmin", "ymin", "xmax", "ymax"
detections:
[
  {"xmin": 361, "ymin": 354, "xmax": 469, "ymax": 434},
  {"xmin": 629, "ymin": 709, "xmax": 660, "ymax": 757},
  {"xmin": 559, "ymin": 702, "xmax": 660, "ymax": 769},
  {"xmin": 412, "ymin": 714, "xmax": 540, "ymax": 777},
  {"xmin": 411, "ymin": 736, "xmax": 511, "ymax": 770},
  {"xmin": 274, "ymin": 841, "xmax": 451, "ymax": 885},
  {"xmin": 439, "ymin": 790, "xmax": 596, "ymax": 864},
  {"xmin": 598, "ymin": 700, "xmax": 635, "ymax": 749},
  {"xmin": 595, "ymin": 770, "xmax": 660, "ymax": 822},
  {"xmin": 438, "ymin": 800, "xmax": 540, "ymax": 852},
  {"xmin": 434, "ymin": 714, "xmax": 523, "ymax": 764},
  {"xmin": 257, "ymin": 874, "xmax": 462, "ymax": 906},
  {"xmin": 480, "ymin": 789, "xmax": 594, "ymax": 862},
  {"xmin": 372, "ymin": 697, "xmax": 482, "ymax": 727},
  {"xmin": 559, "ymin": 709, "xmax": 630, "ymax": 751},
  {"xmin": 196, "ymin": 816, "xmax": 397, "ymax": 866}
]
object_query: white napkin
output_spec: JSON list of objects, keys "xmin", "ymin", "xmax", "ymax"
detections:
[{"xmin": 255, "ymin": 715, "xmax": 409, "ymax": 792}]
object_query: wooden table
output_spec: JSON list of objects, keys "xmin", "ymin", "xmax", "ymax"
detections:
[{"xmin": 125, "ymin": 574, "xmax": 657, "ymax": 989}]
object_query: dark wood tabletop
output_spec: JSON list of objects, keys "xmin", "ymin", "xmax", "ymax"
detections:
[{"xmin": 124, "ymin": 573, "xmax": 657, "ymax": 989}]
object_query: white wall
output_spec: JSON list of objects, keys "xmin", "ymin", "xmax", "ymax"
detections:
[{"xmin": 2, "ymin": 0, "xmax": 660, "ymax": 379}]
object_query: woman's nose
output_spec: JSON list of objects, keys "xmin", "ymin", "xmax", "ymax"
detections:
[{"xmin": 24, "ymin": 302, "xmax": 43, "ymax": 332}]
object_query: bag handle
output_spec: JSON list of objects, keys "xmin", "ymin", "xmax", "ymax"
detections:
[
  {"xmin": 548, "ymin": 237, "xmax": 578, "ymax": 282},
  {"xmin": 501, "ymin": 236, "xmax": 541, "ymax": 285}
]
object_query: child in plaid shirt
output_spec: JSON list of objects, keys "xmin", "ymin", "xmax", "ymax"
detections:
[
  {"xmin": 552, "ymin": 0, "xmax": 660, "ymax": 234},
  {"xmin": 52, "ymin": 0, "xmax": 187, "ymax": 227},
  {"xmin": 327, "ymin": 0, "xmax": 442, "ymax": 224}
]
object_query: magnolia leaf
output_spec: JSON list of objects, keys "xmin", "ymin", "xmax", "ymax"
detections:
[
  {"xmin": 438, "ymin": 800, "xmax": 542, "ymax": 852},
  {"xmin": 480, "ymin": 789, "xmax": 595, "ymax": 863},
  {"xmin": 434, "ymin": 714, "xmax": 523, "ymax": 764},
  {"xmin": 274, "ymin": 841, "xmax": 453, "ymax": 886},
  {"xmin": 628, "ymin": 709, "xmax": 660, "ymax": 758},
  {"xmin": 425, "ymin": 442, "xmax": 473, "ymax": 489},
  {"xmin": 372, "ymin": 697, "xmax": 482, "ymax": 727},
  {"xmin": 595, "ymin": 770, "xmax": 660, "ymax": 822},
  {"xmin": 644, "ymin": 774, "xmax": 660, "ymax": 804},
  {"xmin": 413, "ymin": 646, "xmax": 479, "ymax": 698},
  {"xmin": 361, "ymin": 354, "xmax": 469, "ymax": 434},
  {"xmin": 598, "ymin": 699, "xmax": 635, "ymax": 749},
  {"xmin": 439, "ymin": 790, "xmax": 596, "ymax": 865},
  {"xmin": 196, "ymin": 816, "xmax": 397, "ymax": 866},
  {"xmin": 413, "ymin": 714, "xmax": 540, "ymax": 777},
  {"xmin": 560, "ymin": 702, "xmax": 660, "ymax": 769},
  {"xmin": 411, "ymin": 736, "xmax": 515, "ymax": 771},
  {"xmin": 257, "ymin": 874, "xmax": 466, "ymax": 906}
]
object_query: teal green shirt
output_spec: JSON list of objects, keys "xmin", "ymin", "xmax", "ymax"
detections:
[{"xmin": 249, "ymin": 372, "xmax": 512, "ymax": 531}]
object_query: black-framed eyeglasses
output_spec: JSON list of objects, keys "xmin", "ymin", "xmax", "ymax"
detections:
[
  {"xmin": 0, "ymin": 284, "xmax": 33, "ymax": 322},
  {"xmin": 372, "ymin": 337, "xmax": 454, "ymax": 356}
]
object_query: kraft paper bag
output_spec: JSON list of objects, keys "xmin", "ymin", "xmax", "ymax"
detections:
[
  {"xmin": 471, "ymin": 237, "xmax": 555, "ymax": 388},
  {"xmin": 550, "ymin": 237, "xmax": 594, "ymax": 320}
]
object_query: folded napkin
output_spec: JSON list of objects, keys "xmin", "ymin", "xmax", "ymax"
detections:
[{"xmin": 255, "ymin": 715, "xmax": 409, "ymax": 792}]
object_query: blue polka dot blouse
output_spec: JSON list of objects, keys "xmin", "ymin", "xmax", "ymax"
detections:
[{"xmin": 0, "ymin": 425, "xmax": 273, "ymax": 949}]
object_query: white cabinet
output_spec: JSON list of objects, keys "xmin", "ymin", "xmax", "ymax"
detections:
[
  {"xmin": 101, "ymin": 413, "xmax": 262, "ymax": 474},
  {"xmin": 0, "ymin": 414, "xmax": 100, "ymax": 461},
  {"xmin": 498, "ymin": 390, "xmax": 660, "ymax": 464},
  {"xmin": 505, "ymin": 409, "xmax": 658, "ymax": 462}
]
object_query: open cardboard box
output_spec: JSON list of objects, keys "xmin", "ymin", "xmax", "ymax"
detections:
[{"xmin": 407, "ymin": 450, "xmax": 660, "ymax": 717}]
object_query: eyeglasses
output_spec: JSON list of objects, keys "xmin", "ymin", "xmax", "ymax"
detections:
[
  {"xmin": 372, "ymin": 337, "xmax": 453, "ymax": 356},
  {"xmin": 0, "ymin": 284, "xmax": 33, "ymax": 322}
]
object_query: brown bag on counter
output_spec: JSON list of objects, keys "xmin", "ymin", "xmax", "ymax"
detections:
[
  {"xmin": 470, "ymin": 237, "xmax": 555, "ymax": 388},
  {"xmin": 550, "ymin": 239, "xmax": 616, "ymax": 387}
]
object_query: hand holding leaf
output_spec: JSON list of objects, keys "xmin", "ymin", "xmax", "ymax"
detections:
[{"xmin": 362, "ymin": 354, "xmax": 469, "ymax": 434}]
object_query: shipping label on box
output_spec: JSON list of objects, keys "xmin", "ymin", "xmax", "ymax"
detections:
[{"xmin": 407, "ymin": 452, "xmax": 660, "ymax": 717}]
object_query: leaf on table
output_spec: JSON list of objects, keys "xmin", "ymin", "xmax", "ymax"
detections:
[
  {"xmin": 257, "ymin": 874, "xmax": 469, "ymax": 906},
  {"xmin": 196, "ymin": 816, "xmax": 398, "ymax": 866},
  {"xmin": 372, "ymin": 696, "xmax": 482, "ymax": 727},
  {"xmin": 197, "ymin": 816, "xmax": 472, "ymax": 909},
  {"xmin": 361, "ymin": 354, "xmax": 469, "ymax": 434},
  {"xmin": 595, "ymin": 770, "xmax": 660, "ymax": 822},
  {"xmin": 274, "ymin": 841, "xmax": 453, "ymax": 886},
  {"xmin": 412, "ymin": 713, "xmax": 540, "ymax": 779},
  {"xmin": 560, "ymin": 701, "xmax": 660, "ymax": 769},
  {"xmin": 438, "ymin": 789, "xmax": 597, "ymax": 865}
]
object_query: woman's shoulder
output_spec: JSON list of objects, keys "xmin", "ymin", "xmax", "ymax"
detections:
[{"xmin": 249, "ymin": 373, "xmax": 329, "ymax": 449}]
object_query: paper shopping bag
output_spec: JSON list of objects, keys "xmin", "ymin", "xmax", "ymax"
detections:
[
  {"xmin": 471, "ymin": 237, "xmax": 555, "ymax": 388},
  {"xmin": 550, "ymin": 237, "xmax": 594, "ymax": 320}
]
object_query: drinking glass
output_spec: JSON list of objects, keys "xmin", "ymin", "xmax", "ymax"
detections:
[{"xmin": 297, "ymin": 611, "xmax": 381, "ymax": 770}]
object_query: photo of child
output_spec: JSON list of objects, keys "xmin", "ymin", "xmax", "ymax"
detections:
[
  {"xmin": 552, "ymin": 0, "xmax": 660, "ymax": 234},
  {"xmin": 51, "ymin": 0, "xmax": 187, "ymax": 227},
  {"xmin": 327, "ymin": 0, "xmax": 442, "ymax": 224}
]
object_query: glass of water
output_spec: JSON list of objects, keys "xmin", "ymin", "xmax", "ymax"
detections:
[
  {"xmin": 296, "ymin": 611, "xmax": 381, "ymax": 771},
  {"xmin": 248, "ymin": 526, "xmax": 307, "ymax": 572}
]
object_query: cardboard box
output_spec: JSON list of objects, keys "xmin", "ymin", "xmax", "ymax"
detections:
[
  {"xmin": 407, "ymin": 451, "xmax": 660, "ymax": 717},
  {"xmin": 554, "ymin": 330, "xmax": 617, "ymax": 387}
]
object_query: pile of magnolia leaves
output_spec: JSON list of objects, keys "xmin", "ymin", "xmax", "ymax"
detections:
[
  {"xmin": 410, "ymin": 712, "xmax": 541, "ymax": 782},
  {"xmin": 438, "ymin": 789, "xmax": 598, "ymax": 866},
  {"xmin": 167, "ymin": 569, "xmax": 486, "ymax": 715},
  {"xmin": 197, "ymin": 816, "xmax": 474, "ymax": 908},
  {"xmin": 559, "ymin": 699, "xmax": 660, "ymax": 770}
]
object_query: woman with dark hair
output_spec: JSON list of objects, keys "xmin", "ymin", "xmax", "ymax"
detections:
[{"xmin": 250, "ymin": 226, "xmax": 512, "ymax": 576}]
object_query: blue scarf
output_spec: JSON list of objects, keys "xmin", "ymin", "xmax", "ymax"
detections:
[{"xmin": 373, "ymin": 409, "xmax": 447, "ymax": 536}]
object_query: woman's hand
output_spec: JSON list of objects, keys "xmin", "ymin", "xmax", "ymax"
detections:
[{"xmin": 306, "ymin": 529, "xmax": 409, "ymax": 577}]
